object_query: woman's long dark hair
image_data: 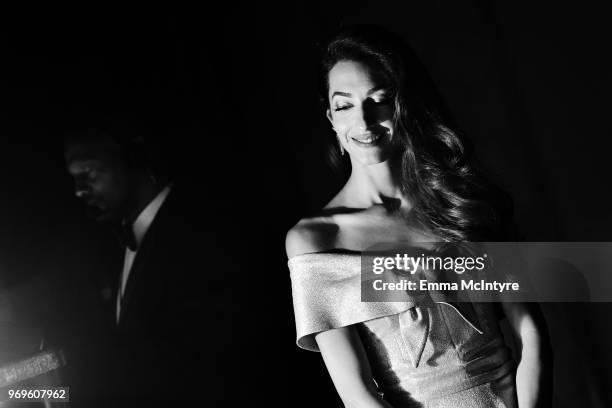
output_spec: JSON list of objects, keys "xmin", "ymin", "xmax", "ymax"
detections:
[{"xmin": 320, "ymin": 25, "xmax": 514, "ymax": 241}]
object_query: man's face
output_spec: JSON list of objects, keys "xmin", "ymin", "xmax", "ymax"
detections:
[{"xmin": 65, "ymin": 133, "xmax": 131, "ymax": 223}]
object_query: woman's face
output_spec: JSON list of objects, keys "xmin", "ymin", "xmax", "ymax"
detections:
[{"xmin": 327, "ymin": 60, "xmax": 396, "ymax": 165}]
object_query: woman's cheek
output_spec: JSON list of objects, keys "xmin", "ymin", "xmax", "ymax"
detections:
[{"xmin": 333, "ymin": 122, "xmax": 350, "ymax": 141}]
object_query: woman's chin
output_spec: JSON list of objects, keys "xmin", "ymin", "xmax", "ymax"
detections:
[
  {"xmin": 348, "ymin": 144, "xmax": 397, "ymax": 166},
  {"xmin": 352, "ymin": 151, "xmax": 393, "ymax": 166}
]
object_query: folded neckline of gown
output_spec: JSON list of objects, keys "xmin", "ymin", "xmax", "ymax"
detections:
[{"xmin": 287, "ymin": 250, "xmax": 361, "ymax": 265}]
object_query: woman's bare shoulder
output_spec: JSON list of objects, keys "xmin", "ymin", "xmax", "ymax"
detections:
[
  {"xmin": 285, "ymin": 214, "xmax": 340, "ymax": 259},
  {"xmin": 285, "ymin": 186, "xmax": 363, "ymax": 258}
]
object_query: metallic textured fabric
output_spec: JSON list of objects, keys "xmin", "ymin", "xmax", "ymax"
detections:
[{"xmin": 289, "ymin": 253, "xmax": 517, "ymax": 406}]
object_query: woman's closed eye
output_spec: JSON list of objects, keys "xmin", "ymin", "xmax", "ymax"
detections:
[
  {"xmin": 334, "ymin": 103, "xmax": 353, "ymax": 112},
  {"xmin": 334, "ymin": 97, "xmax": 390, "ymax": 112},
  {"xmin": 369, "ymin": 94, "xmax": 392, "ymax": 105},
  {"xmin": 373, "ymin": 97, "xmax": 391, "ymax": 105}
]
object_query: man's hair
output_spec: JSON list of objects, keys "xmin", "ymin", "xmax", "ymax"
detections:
[{"xmin": 63, "ymin": 112, "xmax": 171, "ymax": 183}]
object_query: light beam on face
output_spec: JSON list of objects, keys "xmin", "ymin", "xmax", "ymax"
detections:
[{"xmin": 327, "ymin": 60, "xmax": 396, "ymax": 165}]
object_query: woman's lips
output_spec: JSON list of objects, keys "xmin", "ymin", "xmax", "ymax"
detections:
[{"xmin": 350, "ymin": 132, "xmax": 384, "ymax": 147}]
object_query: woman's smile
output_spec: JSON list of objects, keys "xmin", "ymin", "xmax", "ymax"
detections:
[{"xmin": 350, "ymin": 132, "xmax": 385, "ymax": 147}]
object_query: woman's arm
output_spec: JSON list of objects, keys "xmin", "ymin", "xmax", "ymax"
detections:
[
  {"xmin": 315, "ymin": 326, "xmax": 393, "ymax": 408},
  {"xmin": 286, "ymin": 223, "xmax": 392, "ymax": 407},
  {"xmin": 501, "ymin": 302, "xmax": 553, "ymax": 408}
]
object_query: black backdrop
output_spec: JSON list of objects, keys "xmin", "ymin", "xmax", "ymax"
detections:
[{"xmin": 1, "ymin": 2, "xmax": 611, "ymax": 407}]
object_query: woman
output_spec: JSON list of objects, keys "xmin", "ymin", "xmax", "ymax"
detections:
[{"xmin": 286, "ymin": 25, "xmax": 550, "ymax": 407}]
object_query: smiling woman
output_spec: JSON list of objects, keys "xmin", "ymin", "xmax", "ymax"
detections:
[
  {"xmin": 326, "ymin": 60, "xmax": 397, "ymax": 165},
  {"xmin": 286, "ymin": 25, "xmax": 551, "ymax": 408},
  {"xmin": 316, "ymin": 24, "xmax": 512, "ymax": 241}
]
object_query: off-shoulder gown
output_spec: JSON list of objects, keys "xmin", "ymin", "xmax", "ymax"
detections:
[{"xmin": 289, "ymin": 253, "xmax": 517, "ymax": 408}]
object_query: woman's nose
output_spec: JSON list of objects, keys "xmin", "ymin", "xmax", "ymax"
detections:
[
  {"xmin": 355, "ymin": 102, "xmax": 377, "ymax": 130},
  {"xmin": 352, "ymin": 108, "xmax": 369, "ymax": 132}
]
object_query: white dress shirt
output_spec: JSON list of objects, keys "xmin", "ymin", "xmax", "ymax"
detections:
[{"xmin": 116, "ymin": 186, "xmax": 171, "ymax": 323}]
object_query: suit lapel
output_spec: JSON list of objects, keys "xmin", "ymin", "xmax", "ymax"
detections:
[{"xmin": 118, "ymin": 190, "xmax": 174, "ymax": 326}]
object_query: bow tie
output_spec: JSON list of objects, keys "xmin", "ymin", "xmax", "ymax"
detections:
[{"xmin": 116, "ymin": 222, "xmax": 138, "ymax": 251}]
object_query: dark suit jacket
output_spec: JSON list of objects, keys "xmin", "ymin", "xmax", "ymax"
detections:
[{"xmin": 108, "ymin": 182, "xmax": 241, "ymax": 406}]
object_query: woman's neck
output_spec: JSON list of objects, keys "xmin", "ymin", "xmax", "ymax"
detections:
[{"xmin": 344, "ymin": 156, "xmax": 409, "ymax": 210}]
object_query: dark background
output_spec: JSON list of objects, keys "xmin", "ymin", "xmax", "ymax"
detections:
[{"xmin": 1, "ymin": 1, "xmax": 611, "ymax": 406}]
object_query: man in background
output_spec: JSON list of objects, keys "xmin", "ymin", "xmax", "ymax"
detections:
[{"xmin": 63, "ymin": 115, "xmax": 237, "ymax": 406}]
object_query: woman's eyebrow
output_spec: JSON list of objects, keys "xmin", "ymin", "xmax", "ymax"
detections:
[
  {"xmin": 331, "ymin": 87, "xmax": 389, "ymax": 98},
  {"xmin": 367, "ymin": 86, "xmax": 389, "ymax": 95},
  {"xmin": 331, "ymin": 91, "xmax": 352, "ymax": 98}
]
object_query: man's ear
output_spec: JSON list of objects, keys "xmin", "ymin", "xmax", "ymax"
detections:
[{"xmin": 326, "ymin": 108, "xmax": 333, "ymax": 124}]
